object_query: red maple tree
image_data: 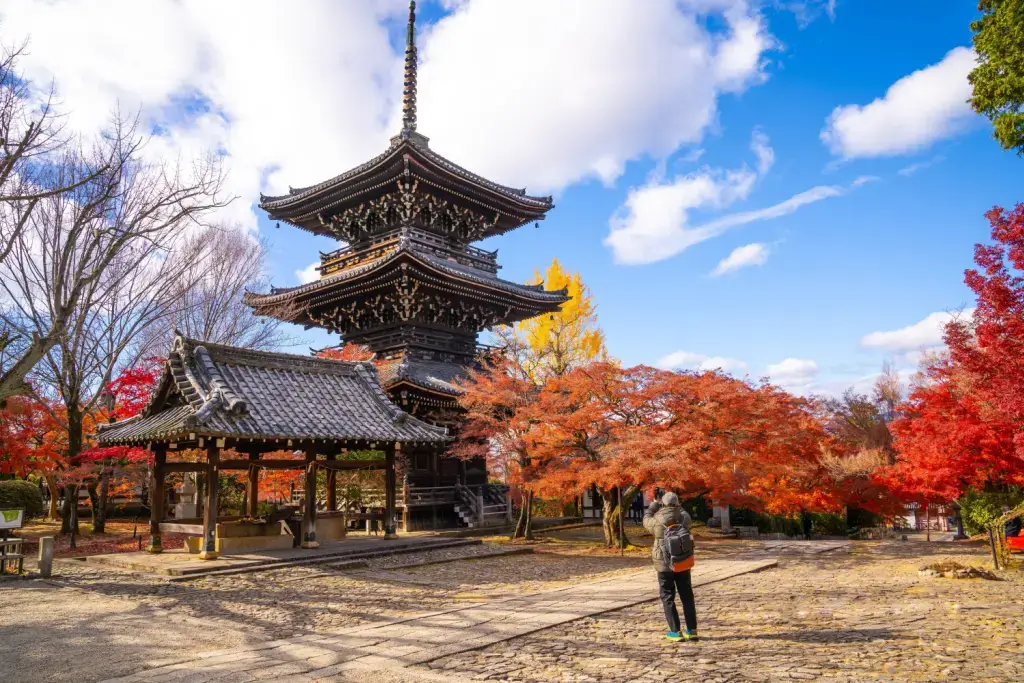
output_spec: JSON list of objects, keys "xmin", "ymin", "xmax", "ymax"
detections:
[{"xmin": 885, "ymin": 205, "xmax": 1024, "ymax": 506}]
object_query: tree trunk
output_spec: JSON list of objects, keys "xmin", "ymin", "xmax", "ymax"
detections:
[
  {"xmin": 512, "ymin": 490, "xmax": 534, "ymax": 540},
  {"xmin": 60, "ymin": 483, "xmax": 78, "ymax": 534},
  {"xmin": 602, "ymin": 486, "xmax": 641, "ymax": 550},
  {"xmin": 86, "ymin": 480, "xmax": 99, "ymax": 527},
  {"xmin": 45, "ymin": 475, "xmax": 60, "ymax": 520},
  {"xmin": 61, "ymin": 408, "xmax": 85, "ymax": 537},
  {"xmin": 600, "ymin": 488, "xmax": 618, "ymax": 547},
  {"xmin": 93, "ymin": 464, "xmax": 110, "ymax": 533}
]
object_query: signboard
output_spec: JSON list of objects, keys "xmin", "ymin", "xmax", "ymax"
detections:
[{"xmin": 0, "ymin": 509, "xmax": 24, "ymax": 530}]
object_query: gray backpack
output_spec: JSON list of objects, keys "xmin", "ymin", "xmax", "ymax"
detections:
[{"xmin": 662, "ymin": 523, "xmax": 695, "ymax": 571}]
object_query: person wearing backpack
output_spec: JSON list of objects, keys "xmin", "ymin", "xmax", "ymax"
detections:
[{"xmin": 643, "ymin": 492, "xmax": 698, "ymax": 642}]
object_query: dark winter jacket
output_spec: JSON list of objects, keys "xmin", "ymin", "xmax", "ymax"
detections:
[{"xmin": 643, "ymin": 503, "xmax": 692, "ymax": 573}]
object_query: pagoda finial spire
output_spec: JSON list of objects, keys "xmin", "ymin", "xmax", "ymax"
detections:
[{"xmin": 402, "ymin": 0, "xmax": 418, "ymax": 134}]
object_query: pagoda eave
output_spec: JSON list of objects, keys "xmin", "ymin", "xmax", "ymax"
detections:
[{"xmin": 259, "ymin": 139, "xmax": 553, "ymax": 241}]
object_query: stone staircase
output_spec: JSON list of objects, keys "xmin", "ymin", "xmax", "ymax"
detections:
[{"xmin": 454, "ymin": 484, "xmax": 512, "ymax": 529}]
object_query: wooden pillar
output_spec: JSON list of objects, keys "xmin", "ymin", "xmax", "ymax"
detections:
[
  {"xmin": 199, "ymin": 443, "xmax": 220, "ymax": 560},
  {"xmin": 147, "ymin": 445, "xmax": 167, "ymax": 553},
  {"xmin": 384, "ymin": 445, "xmax": 397, "ymax": 539},
  {"xmin": 400, "ymin": 443, "xmax": 410, "ymax": 533},
  {"xmin": 325, "ymin": 453, "xmax": 337, "ymax": 513},
  {"xmin": 301, "ymin": 448, "xmax": 318, "ymax": 548},
  {"xmin": 247, "ymin": 452, "xmax": 259, "ymax": 519}
]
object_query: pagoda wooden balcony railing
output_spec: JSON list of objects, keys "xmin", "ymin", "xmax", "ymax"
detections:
[{"xmin": 319, "ymin": 228, "xmax": 499, "ymax": 278}]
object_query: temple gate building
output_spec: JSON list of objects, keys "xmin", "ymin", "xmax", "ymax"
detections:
[{"xmin": 245, "ymin": 2, "xmax": 568, "ymax": 528}]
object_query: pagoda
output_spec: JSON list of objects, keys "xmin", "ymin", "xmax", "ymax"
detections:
[{"xmin": 245, "ymin": 2, "xmax": 568, "ymax": 505}]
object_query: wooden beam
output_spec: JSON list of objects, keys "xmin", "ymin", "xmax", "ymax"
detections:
[
  {"xmin": 317, "ymin": 459, "xmax": 387, "ymax": 472},
  {"xmin": 162, "ymin": 462, "xmax": 207, "ymax": 473},
  {"xmin": 220, "ymin": 459, "xmax": 305, "ymax": 470}
]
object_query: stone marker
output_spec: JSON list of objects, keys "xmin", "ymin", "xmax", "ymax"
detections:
[{"xmin": 38, "ymin": 536, "xmax": 54, "ymax": 577}]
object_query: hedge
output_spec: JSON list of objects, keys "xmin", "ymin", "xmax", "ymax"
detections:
[{"xmin": 0, "ymin": 479, "xmax": 44, "ymax": 519}]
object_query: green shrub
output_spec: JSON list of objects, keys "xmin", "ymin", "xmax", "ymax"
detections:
[
  {"xmin": 753, "ymin": 513, "xmax": 801, "ymax": 536},
  {"xmin": 959, "ymin": 488, "xmax": 1024, "ymax": 535},
  {"xmin": 811, "ymin": 512, "xmax": 848, "ymax": 536},
  {"xmin": 0, "ymin": 479, "xmax": 44, "ymax": 519}
]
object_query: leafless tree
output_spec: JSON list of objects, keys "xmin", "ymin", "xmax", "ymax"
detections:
[
  {"xmin": 153, "ymin": 225, "xmax": 294, "ymax": 351},
  {"xmin": 0, "ymin": 42, "xmax": 116, "ymax": 399},
  {"xmin": 1, "ymin": 114, "xmax": 226, "ymax": 532},
  {"xmin": 0, "ymin": 111, "xmax": 227, "ymax": 406}
]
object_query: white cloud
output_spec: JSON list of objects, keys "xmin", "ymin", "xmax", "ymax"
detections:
[
  {"xmin": 0, "ymin": 0, "xmax": 779, "ymax": 230},
  {"xmin": 418, "ymin": 0, "xmax": 776, "ymax": 191},
  {"xmin": 821, "ymin": 47, "xmax": 977, "ymax": 159},
  {"xmin": 711, "ymin": 242, "xmax": 769, "ymax": 276},
  {"xmin": 860, "ymin": 309, "xmax": 974, "ymax": 352},
  {"xmin": 606, "ymin": 141, "xmax": 871, "ymax": 265},
  {"xmin": 764, "ymin": 357, "xmax": 819, "ymax": 394},
  {"xmin": 295, "ymin": 262, "xmax": 321, "ymax": 285},
  {"xmin": 657, "ymin": 350, "xmax": 748, "ymax": 374}
]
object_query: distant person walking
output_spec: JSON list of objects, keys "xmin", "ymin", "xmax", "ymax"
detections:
[
  {"xmin": 801, "ymin": 509, "xmax": 813, "ymax": 540},
  {"xmin": 644, "ymin": 492, "xmax": 698, "ymax": 642}
]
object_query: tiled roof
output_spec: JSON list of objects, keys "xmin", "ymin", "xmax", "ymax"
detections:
[
  {"xmin": 378, "ymin": 358, "xmax": 467, "ymax": 396},
  {"xmin": 244, "ymin": 243, "xmax": 569, "ymax": 308},
  {"xmin": 98, "ymin": 335, "xmax": 448, "ymax": 446},
  {"xmin": 260, "ymin": 135, "xmax": 552, "ymax": 213}
]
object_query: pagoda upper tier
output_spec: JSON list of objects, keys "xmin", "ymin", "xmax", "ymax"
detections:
[
  {"xmin": 247, "ymin": 0, "xmax": 568, "ymax": 370},
  {"xmin": 260, "ymin": 130, "xmax": 553, "ymax": 245}
]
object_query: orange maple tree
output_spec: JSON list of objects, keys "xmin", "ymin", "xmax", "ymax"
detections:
[{"xmin": 457, "ymin": 355, "xmax": 835, "ymax": 547}]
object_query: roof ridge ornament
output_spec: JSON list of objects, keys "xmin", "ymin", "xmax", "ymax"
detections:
[{"xmin": 401, "ymin": 0, "xmax": 418, "ymax": 136}]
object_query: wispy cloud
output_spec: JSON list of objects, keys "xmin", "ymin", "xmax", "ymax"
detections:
[
  {"xmin": 897, "ymin": 155, "xmax": 945, "ymax": 177},
  {"xmin": 711, "ymin": 242, "xmax": 769, "ymax": 276},
  {"xmin": 606, "ymin": 133, "xmax": 876, "ymax": 266}
]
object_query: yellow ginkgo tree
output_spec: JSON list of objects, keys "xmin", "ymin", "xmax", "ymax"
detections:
[{"xmin": 493, "ymin": 257, "xmax": 607, "ymax": 380}]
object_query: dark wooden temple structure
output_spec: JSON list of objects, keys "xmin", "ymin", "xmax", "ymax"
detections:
[
  {"xmin": 244, "ymin": 2, "xmax": 568, "ymax": 528},
  {"xmin": 98, "ymin": 335, "xmax": 448, "ymax": 558}
]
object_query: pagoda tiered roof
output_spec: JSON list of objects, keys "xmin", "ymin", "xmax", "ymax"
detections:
[
  {"xmin": 243, "ymin": 239, "xmax": 567, "ymax": 329},
  {"xmin": 259, "ymin": 131, "xmax": 553, "ymax": 241}
]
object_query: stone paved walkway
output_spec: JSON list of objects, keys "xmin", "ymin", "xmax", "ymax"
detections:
[{"xmin": 101, "ymin": 557, "xmax": 776, "ymax": 682}]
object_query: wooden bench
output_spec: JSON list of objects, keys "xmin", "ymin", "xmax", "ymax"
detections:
[{"xmin": 0, "ymin": 537, "xmax": 24, "ymax": 575}]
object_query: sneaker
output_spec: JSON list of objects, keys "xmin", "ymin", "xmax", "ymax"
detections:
[
  {"xmin": 665, "ymin": 631, "xmax": 682, "ymax": 642},
  {"xmin": 682, "ymin": 630, "xmax": 700, "ymax": 641}
]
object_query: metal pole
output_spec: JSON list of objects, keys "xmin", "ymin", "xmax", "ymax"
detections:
[{"xmin": 618, "ymin": 485, "xmax": 624, "ymax": 557}]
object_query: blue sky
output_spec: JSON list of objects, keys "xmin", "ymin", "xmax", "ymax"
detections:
[
  {"xmin": 256, "ymin": 1, "xmax": 1017, "ymax": 394},
  {"xmin": 4, "ymin": 0, "xmax": 1018, "ymax": 396}
]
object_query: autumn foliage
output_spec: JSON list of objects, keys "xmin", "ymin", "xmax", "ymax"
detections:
[{"xmin": 886, "ymin": 204, "xmax": 1024, "ymax": 502}]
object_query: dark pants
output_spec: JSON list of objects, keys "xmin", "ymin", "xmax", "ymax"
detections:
[{"xmin": 657, "ymin": 570, "xmax": 697, "ymax": 633}]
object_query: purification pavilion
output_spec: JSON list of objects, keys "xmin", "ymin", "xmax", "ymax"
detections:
[
  {"xmin": 245, "ymin": 1, "xmax": 568, "ymax": 526},
  {"xmin": 98, "ymin": 334, "xmax": 448, "ymax": 559}
]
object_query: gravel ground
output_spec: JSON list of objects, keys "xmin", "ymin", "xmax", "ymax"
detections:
[
  {"xmin": 0, "ymin": 581, "xmax": 257, "ymax": 683},
  {"xmin": 8, "ymin": 537, "xmax": 1022, "ymax": 683},
  {"xmin": 426, "ymin": 541, "xmax": 1024, "ymax": 682}
]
